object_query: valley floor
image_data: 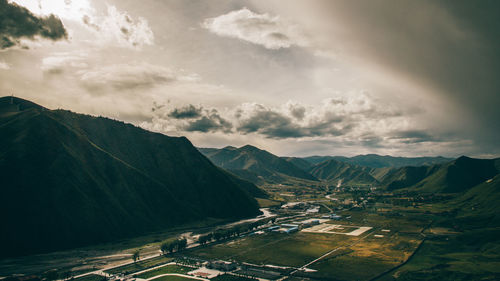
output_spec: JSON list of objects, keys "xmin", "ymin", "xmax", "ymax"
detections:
[{"xmin": 2, "ymin": 182, "xmax": 499, "ymax": 281}]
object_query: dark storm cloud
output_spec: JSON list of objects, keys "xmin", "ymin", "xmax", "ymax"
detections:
[
  {"xmin": 236, "ymin": 107, "xmax": 351, "ymax": 139},
  {"xmin": 168, "ymin": 104, "xmax": 202, "ymax": 119},
  {"xmin": 288, "ymin": 103, "xmax": 306, "ymax": 120},
  {"xmin": 184, "ymin": 110, "xmax": 232, "ymax": 133},
  {"xmin": 0, "ymin": 0, "xmax": 67, "ymax": 49},
  {"xmin": 317, "ymin": 0, "xmax": 500, "ymax": 143}
]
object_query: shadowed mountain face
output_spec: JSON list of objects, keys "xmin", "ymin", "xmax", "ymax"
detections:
[
  {"xmin": 308, "ymin": 159, "xmax": 378, "ymax": 185},
  {"xmin": 198, "ymin": 145, "xmax": 318, "ymax": 184},
  {"xmin": 0, "ymin": 97, "xmax": 262, "ymax": 258},
  {"xmin": 454, "ymin": 174, "xmax": 500, "ymax": 224},
  {"xmin": 381, "ymin": 156, "xmax": 499, "ymax": 193}
]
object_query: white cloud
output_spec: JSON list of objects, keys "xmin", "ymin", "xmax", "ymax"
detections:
[
  {"xmin": 9, "ymin": 0, "xmax": 93, "ymax": 21},
  {"xmin": 41, "ymin": 53, "xmax": 88, "ymax": 73},
  {"xmin": 203, "ymin": 7, "xmax": 307, "ymax": 50},
  {"xmin": 79, "ymin": 63, "xmax": 177, "ymax": 93},
  {"xmin": 11, "ymin": 0, "xmax": 154, "ymax": 49},
  {"xmin": 0, "ymin": 60, "xmax": 10, "ymax": 70},
  {"xmin": 95, "ymin": 5, "xmax": 154, "ymax": 49},
  {"xmin": 79, "ymin": 5, "xmax": 154, "ymax": 49}
]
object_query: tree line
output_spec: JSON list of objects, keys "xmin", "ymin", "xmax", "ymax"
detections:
[
  {"xmin": 160, "ymin": 238, "xmax": 188, "ymax": 255},
  {"xmin": 198, "ymin": 218, "xmax": 274, "ymax": 245}
]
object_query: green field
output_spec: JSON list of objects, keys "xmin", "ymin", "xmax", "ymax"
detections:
[
  {"xmin": 211, "ymin": 274, "xmax": 256, "ymax": 281},
  {"xmin": 256, "ymin": 198, "xmax": 282, "ymax": 208},
  {"xmin": 378, "ymin": 227, "xmax": 500, "ymax": 281},
  {"xmin": 187, "ymin": 232, "xmax": 355, "ymax": 267},
  {"xmin": 134, "ymin": 265, "xmax": 192, "ymax": 279},
  {"xmin": 104, "ymin": 255, "xmax": 173, "ymax": 275},
  {"xmin": 306, "ymin": 233, "xmax": 421, "ymax": 280},
  {"xmin": 148, "ymin": 276, "xmax": 199, "ymax": 281},
  {"xmin": 73, "ymin": 274, "xmax": 106, "ymax": 281}
]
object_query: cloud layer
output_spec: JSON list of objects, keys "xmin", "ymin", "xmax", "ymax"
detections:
[
  {"xmin": 142, "ymin": 93, "xmax": 415, "ymax": 145},
  {"xmin": 79, "ymin": 63, "xmax": 176, "ymax": 93},
  {"xmin": 0, "ymin": 0, "xmax": 67, "ymax": 49},
  {"xmin": 203, "ymin": 7, "xmax": 306, "ymax": 50}
]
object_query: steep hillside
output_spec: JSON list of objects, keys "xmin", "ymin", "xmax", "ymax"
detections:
[
  {"xmin": 302, "ymin": 155, "xmax": 336, "ymax": 165},
  {"xmin": 380, "ymin": 165, "xmax": 442, "ymax": 190},
  {"xmin": 282, "ymin": 156, "xmax": 313, "ymax": 171},
  {"xmin": 410, "ymin": 156, "xmax": 499, "ymax": 193},
  {"xmin": 386, "ymin": 156, "xmax": 499, "ymax": 193},
  {"xmin": 0, "ymin": 97, "xmax": 262, "ymax": 258},
  {"xmin": 365, "ymin": 166, "xmax": 395, "ymax": 182},
  {"xmin": 198, "ymin": 145, "xmax": 318, "ymax": 184},
  {"xmin": 453, "ymin": 174, "xmax": 500, "ymax": 221},
  {"xmin": 309, "ymin": 159, "xmax": 378, "ymax": 185}
]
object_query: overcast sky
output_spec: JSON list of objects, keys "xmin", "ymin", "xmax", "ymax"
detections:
[{"xmin": 1, "ymin": 0, "xmax": 499, "ymax": 157}]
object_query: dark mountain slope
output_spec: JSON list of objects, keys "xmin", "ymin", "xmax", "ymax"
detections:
[
  {"xmin": 383, "ymin": 156, "xmax": 499, "ymax": 193},
  {"xmin": 198, "ymin": 145, "xmax": 318, "ymax": 184},
  {"xmin": 282, "ymin": 157, "xmax": 313, "ymax": 171},
  {"xmin": 309, "ymin": 159, "xmax": 378, "ymax": 185},
  {"xmin": 412, "ymin": 156, "xmax": 499, "ymax": 193},
  {"xmin": 453, "ymin": 174, "xmax": 500, "ymax": 222},
  {"xmin": 364, "ymin": 166, "xmax": 394, "ymax": 182},
  {"xmin": 380, "ymin": 165, "xmax": 442, "ymax": 190},
  {"xmin": 0, "ymin": 97, "xmax": 261, "ymax": 258}
]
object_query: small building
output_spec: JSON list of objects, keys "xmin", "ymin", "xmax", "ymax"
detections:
[
  {"xmin": 208, "ymin": 260, "xmax": 237, "ymax": 271},
  {"xmin": 330, "ymin": 214, "xmax": 342, "ymax": 220},
  {"xmin": 281, "ymin": 224, "xmax": 299, "ymax": 228},
  {"xmin": 297, "ymin": 219, "xmax": 320, "ymax": 227},
  {"xmin": 267, "ymin": 225, "xmax": 280, "ymax": 232},
  {"xmin": 305, "ymin": 207, "xmax": 320, "ymax": 213},
  {"xmin": 284, "ymin": 226, "xmax": 299, "ymax": 233}
]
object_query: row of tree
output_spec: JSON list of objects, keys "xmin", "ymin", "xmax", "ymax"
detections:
[
  {"xmin": 198, "ymin": 218, "xmax": 273, "ymax": 245},
  {"xmin": 160, "ymin": 238, "xmax": 188, "ymax": 255}
]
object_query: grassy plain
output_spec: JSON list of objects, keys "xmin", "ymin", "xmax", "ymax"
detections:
[
  {"xmin": 148, "ymin": 276, "xmax": 199, "ymax": 281},
  {"xmin": 104, "ymin": 256, "xmax": 172, "ymax": 275},
  {"xmin": 134, "ymin": 265, "xmax": 192, "ymax": 279},
  {"xmin": 187, "ymin": 232, "xmax": 355, "ymax": 267},
  {"xmin": 73, "ymin": 274, "xmax": 106, "ymax": 281}
]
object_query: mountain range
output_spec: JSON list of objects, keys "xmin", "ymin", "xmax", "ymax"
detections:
[
  {"xmin": 198, "ymin": 145, "xmax": 318, "ymax": 184},
  {"xmin": 200, "ymin": 146, "xmax": 499, "ymax": 196},
  {"xmin": 303, "ymin": 154, "xmax": 453, "ymax": 168},
  {"xmin": 199, "ymin": 146, "xmax": 457, "ymax": 187},
  {"xmin": 0, "ymin": 97, "xmax": 263, "ymax": 258},
  {"xmin": 380, "ymin": 156, "xmax": 500, "ymax": 193}
]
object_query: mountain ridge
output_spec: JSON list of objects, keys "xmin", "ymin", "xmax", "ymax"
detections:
[
  {"xmin": 198, "ymin": 145, "xmax": 318, "ymax": 184},
  {"xmin": 0, "ymin": 96, "xmax": 263, "ymax": 258}
]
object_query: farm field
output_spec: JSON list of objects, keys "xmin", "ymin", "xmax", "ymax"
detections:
[
  {"xmin": 187, "ymin": 231, "xmax": 357, "ymax": 267},
  {"xmin": 104, "ymin": 256, "xmax": 173, "ymax": 275},
  {"xmin": 149, "ymin": 276, "xmax": 200, "ymax": 281},
  {"xmin": 134, "ymin": 264, "xmax": 192, "ymax": 279}
]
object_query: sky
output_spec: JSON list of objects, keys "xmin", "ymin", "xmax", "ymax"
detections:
[{"xmin": 1, "ymin": 0, "xmax": 499, "ymax": 158}]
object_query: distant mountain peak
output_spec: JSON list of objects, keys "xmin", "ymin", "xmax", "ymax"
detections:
[
  {"xmin": 240, "ymin": 144, "xmax": 259, "ymax": 151},
  {"xmin": 199, "ymin": 144, "xmax": 318, "ymax": 184},
  {"xmin": 456, "ymin": 155, "xmax": 472, "ymax": 162},
  {"xmin": 223, "ymin": 145, "xmax": 238, "ymax": 150}
]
